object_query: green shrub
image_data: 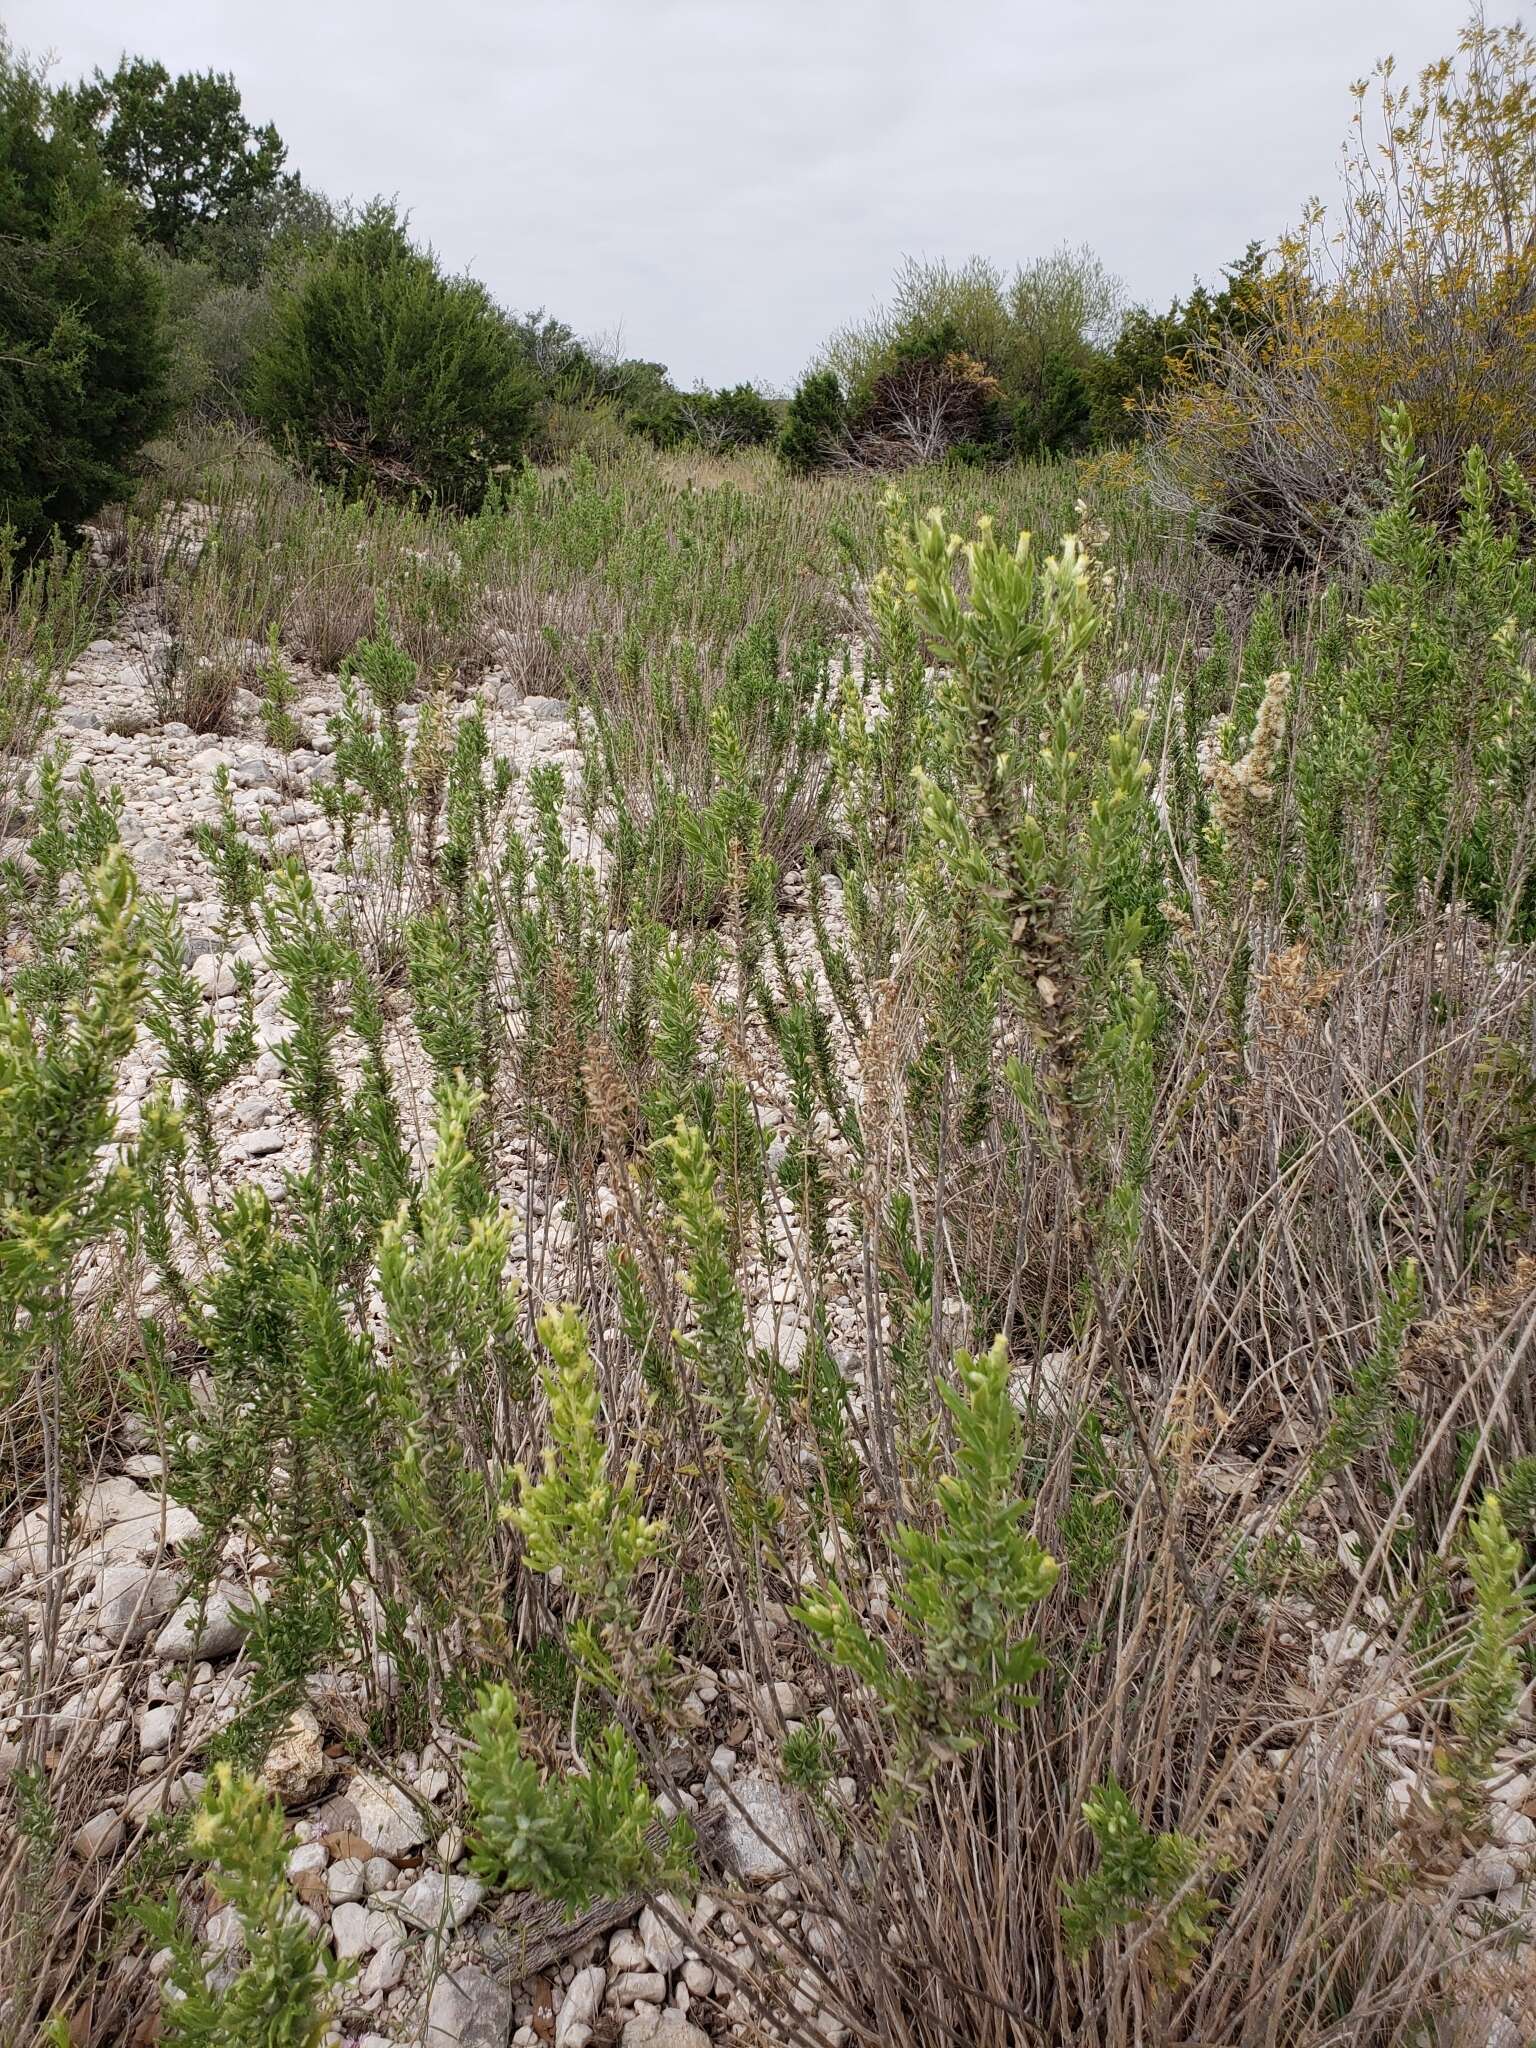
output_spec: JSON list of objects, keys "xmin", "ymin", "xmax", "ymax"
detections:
[
  {"xmin": 249, "ymin": 203, "xmax": 535, "ymax": 510},
  {"xmin": 816, "ymin": 247, "xmax": 1119, "ymax": 468},
  {"xmin": 504, "ymin": 1305, "xmax": 669, "ymax": 1693},
  {"xmin": 1063, "ymin": 1778, "xmax": 1216, "ymax": 1984},
  {"xmin": 799, "ymin": 1335, "xmax": 1058, "ymax": 1806},
  {"xmin": 140, "ymin": 1765, "xmax": 347, "ymax": 2046},
  {"xmin": 686, "ymin": 382, "xmax": 778, "ymax": 449},
  {"xmin": 631, "ymin": 382, "xmax": 776, "ymax": 454},
  {"xmin": 150, "ymin": 249, "xmax": 276, "ymax": 420},
  {"xmin": 1014, "ymin": 349, "xmax": 1092, "ymax": 459},
  {"xmin": 0, "ymin": 849, "xmax": 141, "ymax": 1407},
  {"xmin": 1449, "ymin": 1490, "xmax": 1528, "ymax": 1791},
  {"xmin": 0, "ymin": 531, "xmax": 101, "ymax": 836},
  {"xmin": 466, "ymin": 1684, "xmax": 695, "ymax": 1911},
  {"xmin": 0, "ymin": 40, "xmax": 169, "ymax": 550},
  {"xmin": 779, "ymin": 370, "xmax": 847, "ymax": 473},
  {"xmin": 1087, "ymin": 244, "xmax": 1266, "ymax": 442},
  {"xmin": 1293, "ymin": 406, "xmax": 1536, "ymax": 935}
]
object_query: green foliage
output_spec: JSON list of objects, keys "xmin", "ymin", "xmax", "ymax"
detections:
[
  {"xmin": 645, "ymin": 383, "xmax": 778, "ymax": 452},
  {"xmin": 780, "ymin": 371, "xmax": 848, "ymax": 473},
  {"xmin": 372, "ymin": 1078, "xmax": 524, "ymax": 1624},
  {"xmin": 0, "ymin": 534, "xmax": 100, "ymax": 836},
  {"xmin": 1089, "ymin": 244, "xmax": 1267, "ymax": 441},
  {"xmin": 1448, "ymin": 1490, "xmax": 1528, "ymax": 1790},
  {"xmin": 256, "ymin": 624, "xmax": 301, "ymax": 751},
  {"xmin": 141, "ymin": 895, "xmax": 257, "ymax": 1183},
  {"xmin": 826, "ymin": 249, "xmax": 1117, "ymax": 420},
  {"xmin": 0, "ymin": 39, "xmax": 169, "ymax": 549},
  {"xmin": 0, "ymin": 851, "xmax": 142, "ymax": 1398},
  {"xmin": 781, "ymin": 1722, "xmax": 838, "ymax": 1799},
  {"xmin": 1499, "ymin": 1457, "xmax": 1536, "ymax": 1543},
  {"xmin": 1284, "ymin": 1259, "xmax": 1420, "ymax": 1529},
  {"xmin": 883, "ymin": 496, "xmax": 1163, "ymax": 1256},
  {"xmin": 465, "ymin": 1684, "xmax": 694, "ymax": 1911},
  {"xmin": 818, "ymin": 246, "xmax": 1122, "ymax": 465},
  {"xmin": 1295, "ymin": 406, "xmax": 1536, "ymax": 936},
  {"xmin": 1157, "ymin": 22, "xmax": 1536, "ymax": 562},
  {"xmin": 250, "ymin": 203, "xmax": 535, "ymax": 510},
  {"xmin": 661, "ymin": 1121, "xmax": 779, "ymax": 1540},
  {"xmin": 1062, "ymin": 1776, "xmax": 1216, "ymax": 1984},
  {"xmin": 581, "ymin": 615, "xmax": 830, "ymax": 927},
  {"xmin": 1014, "ymin": 349, "xmax": 1092, "ymax": 460},
  {"xmin": 139, "ymin": 1765, "xmax": 346, "ymax": 2047},
  {"xmin": 56, "ymin": 57, "xmax": 297, "ymax": 281},
  {"xmin": 150, "ymin": 248, "xmax": 279, "ymax": 421},
  {"xmin": 20, "ymin": 319, "xmax": 1536, "ymax": 2048},
  {"xmin": 3, "ymin": 745, "xmax": 124, "ymax": 1016},
  {"xmin": 1060, "ymin": 1414, "xmax": 1128, "ymax": 1595},
  {"xmin": 799, "ymin": 1336, "xmax": 1057, "ymax": 1794},
  {"xmin": 139, "ymin": 1058, "xmax": 513, "ymax": 1738},
  {"xmin": 506, "ymin": 1304, "xmax": 668, "ymax": 1689}
]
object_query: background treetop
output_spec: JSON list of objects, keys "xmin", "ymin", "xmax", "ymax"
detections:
[{"xmin": 56, "ymin": 56, "xmax": 298, "ymax": 282}]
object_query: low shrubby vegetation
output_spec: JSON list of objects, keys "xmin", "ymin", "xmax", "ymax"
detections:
[
  {"xmin": 248, "ymin": 203, "xmax": 537, "ymax": 508},
  {"xmin": 4, "ymin": 12, "xmax": 1536, "ymax": 2048},
  {"xmin": 1154, "ymin": 16, "xmax": 1536, "ymax": 563}
]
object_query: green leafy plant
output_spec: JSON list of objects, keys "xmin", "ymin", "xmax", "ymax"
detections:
[
  {"xmin": 1296, "ymin": 406, "xmax": 1536, "ymax": 936},
  {"xmin": 139, "ymin": 1764, "xmax": 347, "ymax": 2046},
  {"xmin": 798, "ymin": 1335, "xmax": 1058, "ymax": 1802},
  {"xmin": 884, "ymin": 495, "xmax": 1164, "ymax": 1261},
  {"xmin": 505, "ymin": 1304, "xmax": 668, "ymax": 1691},
  {"xmin": 779, "ymin": 371, "xmax": 847, "ymax": 473},
  {"xmin": 1447, "ymin": 1490, "xmax": 1528, "ymax": 1791},
  {"xmin": 661, "ymin": 1120, "xmax": 779, "ymax": 1541},
  {"xmin": 58, "ymin": 55, "xmax": 303, "ymax": 282},
  {"xmin": 0, "ymin": 850, "xmax": 142, "ymax": 1403},
  {"xmin": 1283, "ymin": 1259, "xmax": 1420, "ymax": 1532},
  {"xmin": 0, "ymin": 38, "xmax": 169, "ymax": 549},
  {"xmin": 465, "ymin": 1684, "xmax": 694, "ymax": 1911},
  {"xmin": 1063, "ymin": 1776, "xmax": 1216, "ymax": 1985}
]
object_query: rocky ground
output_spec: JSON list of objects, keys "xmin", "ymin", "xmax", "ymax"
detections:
[
  {"xmin": 1, "ymin": 628, "xmax": 861, "ymax": 2048},
  {"xmin": 7, "ymin": 625, "xmax": 1536, "ymax": 2048}
]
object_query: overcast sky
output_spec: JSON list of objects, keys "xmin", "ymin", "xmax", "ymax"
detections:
[{"xmin": 12, "ymin": 0, "xmax": 1464, "ymax": 390}]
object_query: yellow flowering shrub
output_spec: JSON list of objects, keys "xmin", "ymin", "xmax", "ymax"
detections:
[{"xmin": 1155, "ymin": 16, "xmax": 1536, "ymax": 563}]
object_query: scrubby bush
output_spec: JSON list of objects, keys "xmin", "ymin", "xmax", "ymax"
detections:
[
  {"xmin": 249, "ymin": 203, "xmax": 535, "ymax": 510},
  {"xmin": 138, "ymin": 1766, "xmax": 348, "ymax": 2043},
  {"xmin": 0, "ymin": 40, "xmax": 169, "ymax": 550},
  {"xmin": 631, "ymin": 380, "xmax": 778, "ymax": 454},
  {"xmin": 855, "ymin": 345, "xmax": 1005, "ymax": 468},
  {"xmin": 778, "ymin": 369, "xmax": 847, "ymax": 472},
  {"xmin": 1088, "ymin": 243, "xmax": 1266, "ymax": 441},
  {"xmin": 1291, "ymin": 405, "xmax": 1536, "ymax": 936},
  {"xmin": 150, "ymin": 248, "xmax": 277, "ymax": 419},
  {"xmin": 0, "ymin": 532, "xmax": 101, "ymax": 836},
  {"xmin": 821, "ymin": 254, "xmax": 1018, "ymax": 404},
  {"xmin": 509, "ymin": 311, "xmax": 689, "ymax": 454},
  {"xmin": 678, "ymin": 381, "xmax": 778, "ymax": 450},
  {"xmin": 1005, "ymin": 242, "xmax": 1122, "ymax": 438},
  {"xmin": 1155, "ymin": 16, "xmax": 1536, "ymax": 562},
  {"xmin": 1014, "ymin": 349, "xmax": 1092, "ymax": 459},
  {"xmin": 817, "ymin": 247, "xmax": 1120, "ymax": 465}
]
